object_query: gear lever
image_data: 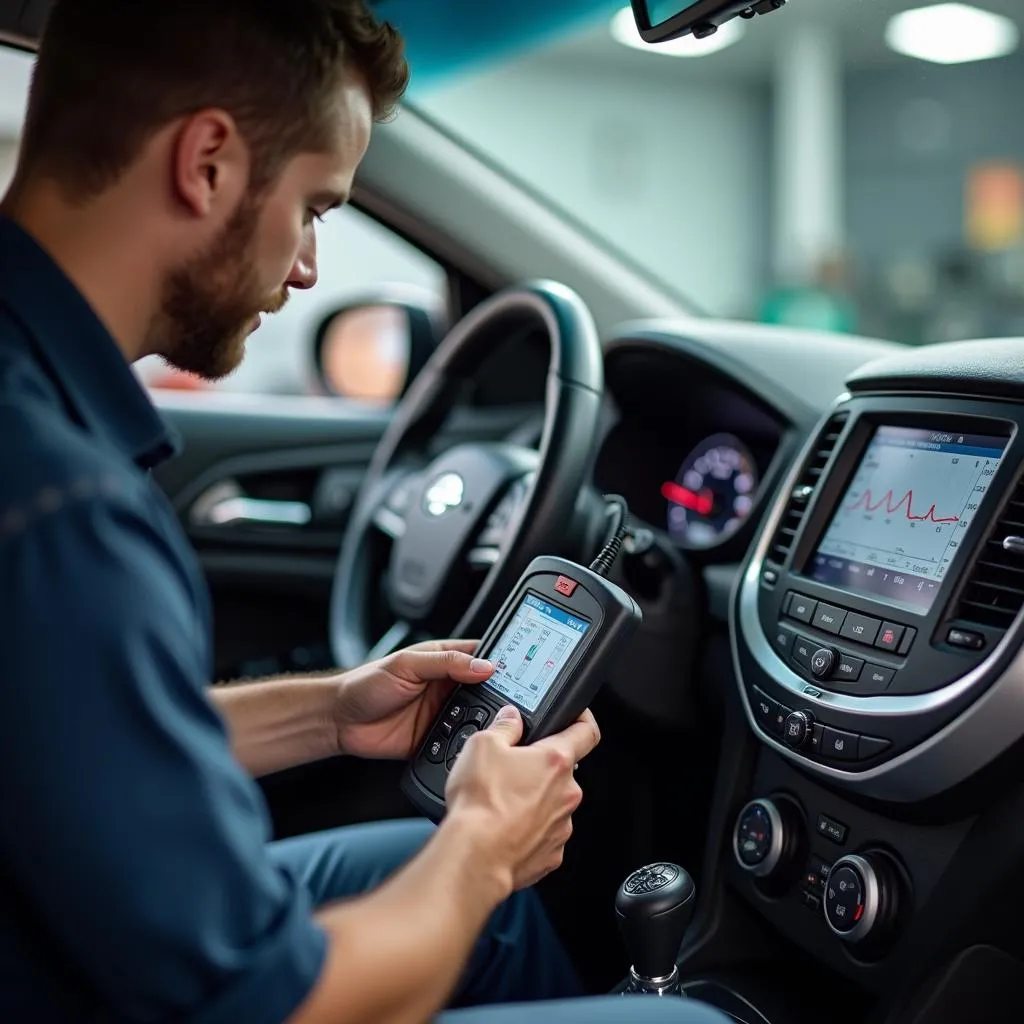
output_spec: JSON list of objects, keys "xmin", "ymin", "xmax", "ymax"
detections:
[{"xmin": 615, "ymin": 862, "xmax": 696, "ymax": 996}]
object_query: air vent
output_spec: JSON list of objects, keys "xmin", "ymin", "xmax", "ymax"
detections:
[
  {"xmin": 767, "ymin": 413, "xmax": 848, "ymax": 566},
  {"xmin": 953, "ymin": 475, "xmax": 1024, "ymax": 632}
]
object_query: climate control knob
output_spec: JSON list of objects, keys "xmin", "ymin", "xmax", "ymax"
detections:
[
  {"xmin": 824, "ymin": 852, "xmax": 902, "ymax": 945},
  {"xmin": 732, "ymin": 798, "xmax": 804, "ymax": 884}
]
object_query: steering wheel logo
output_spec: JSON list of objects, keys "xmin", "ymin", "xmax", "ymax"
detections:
[{"xmin": 424, "ymin": 472, "xmax": 465, "ymax": 517}]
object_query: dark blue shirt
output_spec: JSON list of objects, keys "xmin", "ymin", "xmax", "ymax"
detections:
[{"xmin": 0, "ymin": 217, "xmax": 326, "ymax": 1022}]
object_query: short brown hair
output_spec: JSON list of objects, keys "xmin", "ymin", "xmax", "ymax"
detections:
[{"xmin": 19, "ymin": 0, "xmax": 408, "ymax": 202}]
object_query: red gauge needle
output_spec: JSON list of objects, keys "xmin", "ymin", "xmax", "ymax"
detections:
[{"xmin": 661, "ymin": 481, "xmax": 714, "ymax": 516}]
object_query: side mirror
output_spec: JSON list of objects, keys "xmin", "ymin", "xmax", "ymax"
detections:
[{"xmin": 312, "ymin": 287, "xmax": 446, "ymax": 403}]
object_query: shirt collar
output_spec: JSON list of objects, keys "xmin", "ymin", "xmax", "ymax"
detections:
[{"xmin": 0, "ymin": 215, "xmax": 179, "ymax": 470}]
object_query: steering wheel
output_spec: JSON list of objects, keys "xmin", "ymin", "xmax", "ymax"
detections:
[{"xmin": 330, "ymin": 281, "xmax": 605, "ymax": 669}]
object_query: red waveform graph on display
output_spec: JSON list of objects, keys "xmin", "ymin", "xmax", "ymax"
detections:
[{"xmin": 846, "ymin": 488, "xmax": 961, "ymax": 524}]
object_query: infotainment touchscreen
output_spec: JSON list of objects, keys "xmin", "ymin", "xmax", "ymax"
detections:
[
  {"xmin": 482, "ymin": 593, "xmax": 591, "ymax": 713},
  {"xmin": 807, "ymin": 427, "xmax": 1008, "ymax": 614}
]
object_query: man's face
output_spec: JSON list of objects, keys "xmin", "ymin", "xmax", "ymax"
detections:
[{"xmin": 152, "ymin": 72, "xmax": 374, "ymax": 380}]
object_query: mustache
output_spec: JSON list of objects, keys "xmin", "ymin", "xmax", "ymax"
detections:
[{"xmin": 262, "ymin": 290, "xmax": 289, "ymax": 315}]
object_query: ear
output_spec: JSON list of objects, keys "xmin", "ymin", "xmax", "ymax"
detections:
[{"xmin": 171, "ymin": 109, "xmax": 249, "ymax": 218}]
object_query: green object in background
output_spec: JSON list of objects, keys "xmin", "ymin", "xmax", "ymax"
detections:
[{"xmin": 759, "ymin": 286, "xmax": 857, "ymax": 334}]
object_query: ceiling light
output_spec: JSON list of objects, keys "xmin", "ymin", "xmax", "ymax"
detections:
[
  {"xmin": 885, "ymin": 3, "xmax": 1019, "ymax": 65},
  {"xmin": 610, "ymin": 6, "xmax": 744, "ymax": 57}
]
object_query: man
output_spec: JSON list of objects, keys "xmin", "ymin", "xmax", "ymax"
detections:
[{"xmin": 0, "ymin": 2, "xmax": 729, "ymax": 1022}]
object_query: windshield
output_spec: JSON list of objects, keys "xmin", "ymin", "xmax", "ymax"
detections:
[{"xmin": 413, "ymin": 1, "xmax": 1024, "ymax": 344}]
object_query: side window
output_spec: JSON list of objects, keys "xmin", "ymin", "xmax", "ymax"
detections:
[{"xmin": 137, "ymin": 205, "xmax": 448, "ymax": 402}]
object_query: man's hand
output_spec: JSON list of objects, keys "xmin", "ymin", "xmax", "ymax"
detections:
[
  {"xmin": 445, "ymin": 704, "xmax": 601, "ymax": 892},
  {"xmin": 333, "ymin": 639, "xmax": 494, "ymax": 760}
]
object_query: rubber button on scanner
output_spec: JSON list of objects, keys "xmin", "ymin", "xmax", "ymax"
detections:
[
  {"xmin": 425, "ymin": 731, "xmax": 447, "ymax": 764},
  {"xmin": 444, "ymin": 702, "xmax": 467, "ymax": 725},
  {"xmin": 467, "ymin": 706, "xmax": 491, "ymax": 728},
  {"xmin": 450, "ymin": 723, "xmax": 479, "ymax": 760}
]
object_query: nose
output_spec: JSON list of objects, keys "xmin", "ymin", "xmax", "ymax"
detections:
[{"xmin": 287, "ymin": 226, "xmax": 318, "ymax": 292}]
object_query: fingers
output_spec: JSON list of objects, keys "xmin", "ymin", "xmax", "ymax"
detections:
[
  {"xmin": 392, "ymin": 647, "xmax": 494, "ymax": 683},
  {"xmin": 534, "ymin": 709, "xmax": 601, "ymax": 765},
  {"xmin": 402, "ymin": 638, "xmax": 481, "ymax": 656},
  {"xmin": 486, "ymin": 704, "xmax": 524, "ymax": 745}
]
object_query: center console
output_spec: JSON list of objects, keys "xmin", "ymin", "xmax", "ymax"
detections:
[
  {"xmin": 735, "ymin": 395, "xmax": 1024, "ymax": 802},
  {"xmin": 721, "ymin": 361, "xmax": 1024, "ymax": 1007}
]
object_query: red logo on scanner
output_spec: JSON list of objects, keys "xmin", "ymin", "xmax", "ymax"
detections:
[{"xmin": 554, "ymin": 576, "xmax": 578, "ymax": 597}]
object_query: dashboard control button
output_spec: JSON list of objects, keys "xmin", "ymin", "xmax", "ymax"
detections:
[
  {"xmin": 783, "ymin": 710, "xmax": 813, "ymax": 748},
  {"xmin": 771, "ymin": 624, "xmax": 797, "ymax": 657},
  {"xmin": 792, "ymin": 635, "xmax": 816, "ymax": 670},
  {"xmin": 898, "ymin": 627, "xmax": 917, "ymax": 655},
  {"xmin": 834, "ymin": 652, "xmax": 864, "ymax": 682},
  {"xmin": 787, "ymin": 593, "xmax": 817, "ymax": 624},
  {"xmin": 809, "ymin": 647, "xmax": 837, "ymax": 679},
  {"xmin": 802, "ymin": 891, "xmax": 822, "ymax": 912},
  {"xmin": 840, "ymin": 612, "xmax": 881, "ymax": 646},
  {"xmin": 770, "ymin": 703, "xmax": 789, "ymax": 737},
  {"xmin": 808, "ymin": 722, "xmax": 825, "ymax": 755},
  {"xmin": 858, "ymin": 734, "xmax": 891, "ymax": 760},
  {"xmin": 808, "ymin": 856, "xmax": 831, "ymax": 894},
  {"xmin": 812, "ymin": 603, "xmax": 847, "ymax": 634},
  {"xmin": 821, "ymin": 727, "xmax": 858, "ymax": 761},
  {"xmin": 751, "ymin": 687, "xmax": 779, "ymax": 733},
  {"xmin": 946, "ymin": 627, "xmax": 985, "ymax": 651},
  {"xmin": 816, "ymin": 813, "xmax": 848, "ymax": 845},
  {"xmin": 762, "ymin": 568, "xmax": 779, "ymax": 586},
  {"xmin": 863, "ymin": 664, "xmax": 895, "ymax": 691},
  {"xmin": 875, "ymin": 622, "xmax": 905, "ymax": 652}
]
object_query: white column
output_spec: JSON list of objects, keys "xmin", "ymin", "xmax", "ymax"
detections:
[{"xmin": 773, "ymin": 24, "xmax": 844, "ymax": 284}]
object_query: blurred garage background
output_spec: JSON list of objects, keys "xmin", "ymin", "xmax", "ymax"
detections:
[{"xmin": 0, "ymin": 1, "xmax": 1021, "ymax": 400}]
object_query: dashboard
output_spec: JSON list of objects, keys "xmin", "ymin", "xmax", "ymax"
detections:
[
  {"xmin": 594, "ymin": 332, "xmax": 794, "ymax": 559},
  {"xmin": 596, "ymin": 324, "xmax": 1024, "ymax": 1023}
]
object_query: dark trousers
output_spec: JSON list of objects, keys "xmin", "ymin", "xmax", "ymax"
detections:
[{"xmin": 269, "ymin": 818, "xmax": 730, "ymax": 1023}]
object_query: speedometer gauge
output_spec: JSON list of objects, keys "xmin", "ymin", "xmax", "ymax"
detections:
[{"xmin": 663, "ymin": 433, "xmax": 759, "ymax": 548}]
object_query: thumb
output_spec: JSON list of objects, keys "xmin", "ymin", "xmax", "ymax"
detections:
[{"xmin": 488, "ymin": 705, "xmax": 523, "ymax": 745}]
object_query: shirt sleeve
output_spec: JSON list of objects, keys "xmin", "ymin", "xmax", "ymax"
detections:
[{"xmin": 0, "ymin": 483, "xmax": 327, "ymax": 1024}]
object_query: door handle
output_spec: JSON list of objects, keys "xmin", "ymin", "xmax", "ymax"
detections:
[{"xmin": 195, "ymin": 494, "xmax": 312, "ymax": 528}]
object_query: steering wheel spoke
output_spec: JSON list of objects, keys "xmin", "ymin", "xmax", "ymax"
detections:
[
  {"xmin": 366, "ymin": 620, "xmax": 413, "ymax": 661},
  {"xmin": 369, "ymin": 470, "xmax": 422, "ymax": 540},
  {"xmin": 330, "ymin": 282, "xmax": 603, "ymax": 669}
]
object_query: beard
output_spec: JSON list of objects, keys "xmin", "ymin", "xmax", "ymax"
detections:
[{"xmin": 150, "ymin": 191, "xmax": 288, "ymax": 381}]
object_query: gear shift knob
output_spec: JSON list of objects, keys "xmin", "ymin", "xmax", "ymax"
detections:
[{"xmin": 615, "ymin": 862, "xmax": 696, "ymax": 995}]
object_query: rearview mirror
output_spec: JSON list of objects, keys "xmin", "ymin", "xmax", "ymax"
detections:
[
  {"xmin": 631, "ymin": 0, "xmax": 786, "ymax": 44},
  {"xmin": 312, "ymin": 287, "xmax": 446, "ymax": 403}
]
